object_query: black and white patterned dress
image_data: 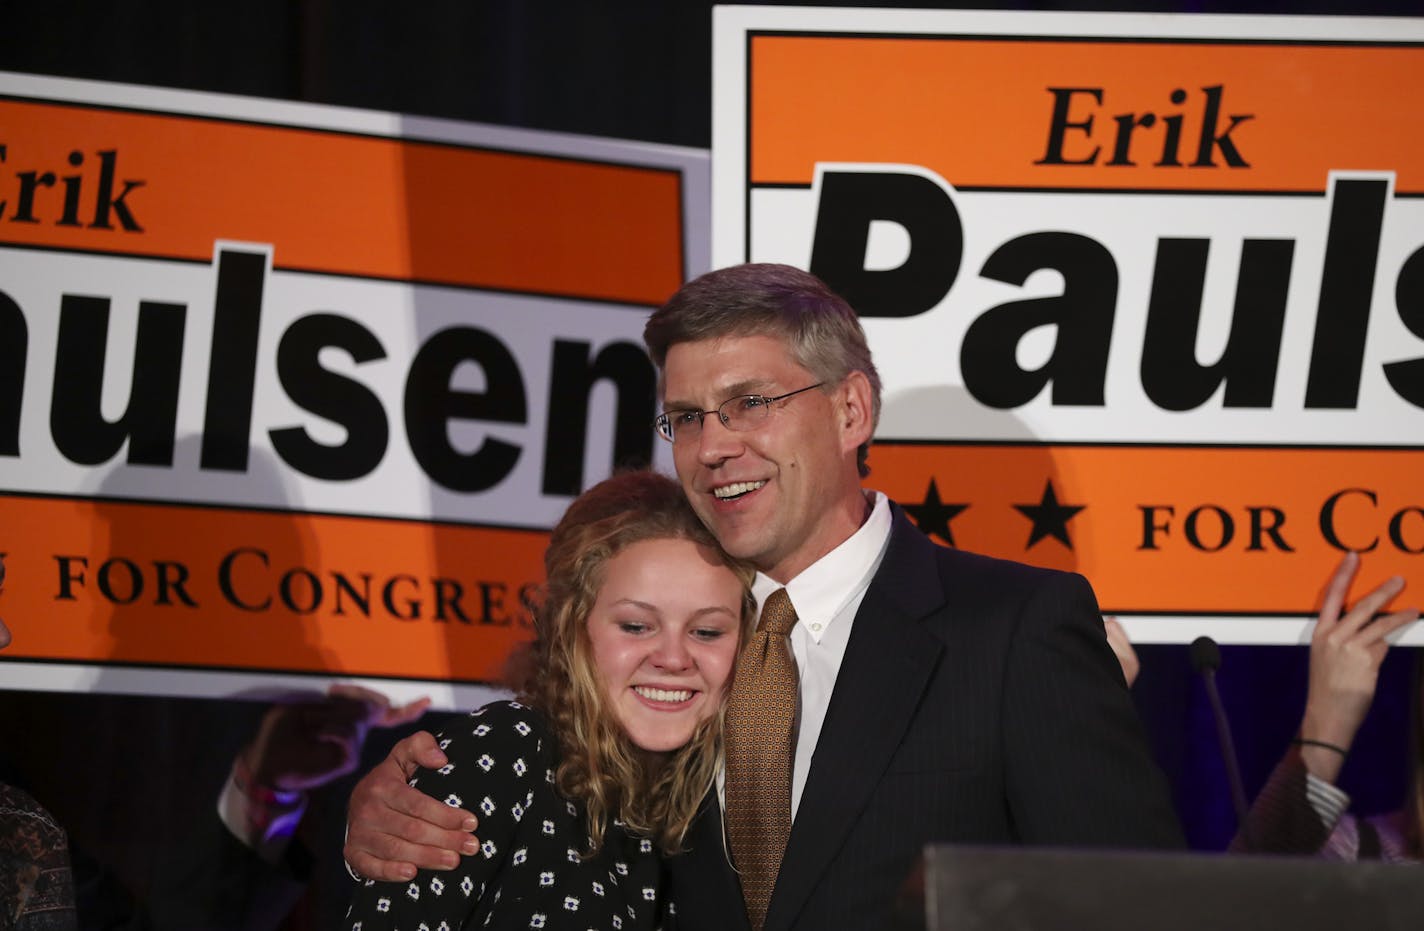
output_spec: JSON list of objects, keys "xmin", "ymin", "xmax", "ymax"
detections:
[{"xmin": 346, "ymin": 701, "xmax": 671, "ymax": 931}]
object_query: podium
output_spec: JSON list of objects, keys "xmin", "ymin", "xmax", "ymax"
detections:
[{"xmin": 917, "ymin": 845, "xmax": 1424, "ymax": 930}]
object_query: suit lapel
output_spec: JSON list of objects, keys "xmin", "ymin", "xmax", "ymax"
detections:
[
  {"xmin": 670, "ymin": 786, "xmax": 752, "ymax": 931},
  {"xmin": 765, "ymin": 509, "xmax": 947, "ymax": 930}
]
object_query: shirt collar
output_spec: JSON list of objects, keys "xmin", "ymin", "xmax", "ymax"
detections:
[{"xmin": 752, "ymin": 490, "xmax": 893, "ymax": 627}]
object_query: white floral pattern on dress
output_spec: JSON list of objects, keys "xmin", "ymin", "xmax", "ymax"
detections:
[{"xmin": 344, "ymin": 701, "xmax": 668, "ymax": 931}]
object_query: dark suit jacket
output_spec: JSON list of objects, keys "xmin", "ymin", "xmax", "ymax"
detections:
[{"xmin": 670, "ymin": 506, "xmax": 1184, "ymax": 931}]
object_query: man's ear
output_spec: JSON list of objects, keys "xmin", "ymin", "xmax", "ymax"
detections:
[{"xmin": 836, "ymin": 371, "xmax": 875, "ymax": 454}]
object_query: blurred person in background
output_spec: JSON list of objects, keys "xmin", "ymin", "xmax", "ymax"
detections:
[
  {"xmin": 1107, "ymin": 552, "xmax": 1420, "ymax": 862},
  {"xmin": 0, "ymin": 552, "xmax": 78, "ymax": 930},
  {"xmin": 1231, "ymin": 552, "xmax": 1419, "ymax": 861},
  {"xmin": 0, "ymin": 551, "xmax": 430, "ymax": 928}
]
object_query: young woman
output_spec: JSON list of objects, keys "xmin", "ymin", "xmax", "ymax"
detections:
[{"xmin": 345, "ymin": 470, "xmax": 755, "ymax": 929}]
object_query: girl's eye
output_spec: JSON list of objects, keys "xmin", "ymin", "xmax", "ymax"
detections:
[
  {"xmin": 618, "ymin": 621, "xmax": 649, "ymax": 635},
  {"xmin": 692, "ymin": 627, "xmax": 728, "ymax": 641}
]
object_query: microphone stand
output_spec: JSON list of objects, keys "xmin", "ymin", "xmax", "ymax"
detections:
[{"xmin": 1191, "ymin": 636, "xmax": 1256, "ymax": 851}]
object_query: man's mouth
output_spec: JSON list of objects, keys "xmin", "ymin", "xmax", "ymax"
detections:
[
  {"xmin": 633, "ymin": 686, "xmax": 694, "ymax": 703},
  {"xmin": 713, "ymin": 480, "xmax": 766, "ymax": 501}
]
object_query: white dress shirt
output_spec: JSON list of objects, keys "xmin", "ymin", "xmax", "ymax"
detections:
[{"xmin": 723, "ymin": 490, "xmax": 893, "ymax": 818}]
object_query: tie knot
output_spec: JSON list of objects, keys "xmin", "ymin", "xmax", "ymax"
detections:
[{"xmin": 757, "ymin": 588, "xmax": 797, "ymax": 636}]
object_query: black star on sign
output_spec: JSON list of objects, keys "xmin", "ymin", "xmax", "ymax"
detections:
[
  {"xmin": 904, "ymin": 478, "xmax": 969, "ymax": 547},
  {"xmin": 1013, "ymin": 480, "xmax": 1086, "ymax": 550}
]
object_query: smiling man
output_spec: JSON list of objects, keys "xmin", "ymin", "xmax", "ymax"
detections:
[
  {"xmin": 343, "ymin": 264, "xmax": 1184, "ymax": 931},
  {"xmin": 658, "ymin": 335, "xmax": 861, "ymax": 584}
]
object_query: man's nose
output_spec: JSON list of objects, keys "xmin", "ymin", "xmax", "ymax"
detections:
[{"xmin": 695, "ymin": 412, "xmax": 742, "ymax": 465}]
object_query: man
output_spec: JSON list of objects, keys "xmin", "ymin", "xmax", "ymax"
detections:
[{"xmin": 344, "ymin": 264, "xmax": 1183, "ymax": 930}]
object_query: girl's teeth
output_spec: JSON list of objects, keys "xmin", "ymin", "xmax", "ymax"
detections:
[{"xmin": 636, "ymin": 687, "xmax": 692, "ymax": 702}]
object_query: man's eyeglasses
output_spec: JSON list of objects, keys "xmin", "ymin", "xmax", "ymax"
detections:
[{"xmin": 653, "ymin": 383, "xmax": 824, "ymax": 443}]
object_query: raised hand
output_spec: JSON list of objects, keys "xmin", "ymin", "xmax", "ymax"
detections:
[
  {"xmin": 243, "ymin": 685, "xmax": 431, "ymax": 793},
  {"xmin": 1298, "ymin": 551, "xmax": 1418, "ymax": 783}
]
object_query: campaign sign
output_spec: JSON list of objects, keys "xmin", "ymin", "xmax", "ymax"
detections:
[
  {"xmin": 712, "ymin": 8, "xmax": 1424, "ymax": 643},
  {"xmin": 0, "ymin": 74, "xmax": 707, "ymax": 703}
]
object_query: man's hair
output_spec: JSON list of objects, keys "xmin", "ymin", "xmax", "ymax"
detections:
[
  {"xmin": 516, "ymin": 469, "xmax": 756, "ymax": 855},
  {"xmin": 644, "ymin": 263, "xmax": 882, "ymax": 477}
]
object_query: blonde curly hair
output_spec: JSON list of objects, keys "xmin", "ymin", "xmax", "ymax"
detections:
[{"xmin": 515, "ymin": 470, "xmax": 755, "ymax": 855}]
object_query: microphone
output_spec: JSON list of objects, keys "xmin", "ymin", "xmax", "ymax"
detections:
[
  {"xmin": 1190, "ymin": 635, "xmax": 1256, "ymax": 850},
  {"xmin": 1189, "ymin": 635, "xmax": 1220, "ymax": 676}
]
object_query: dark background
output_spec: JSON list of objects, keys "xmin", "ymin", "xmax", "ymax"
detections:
[
  {"xmin": 2, "ymin": 0, "xmax": 1420, "ymax": 925},
  {"xmin": 5, "ymin": 0, "xmax": 1423, "ymax": 151}
]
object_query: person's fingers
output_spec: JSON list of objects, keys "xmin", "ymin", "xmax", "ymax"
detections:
[
  {"xmin": 342, "ymin": 800, "xmax": 482, "ymax": 879},
  {"xmin": 317, "ymin": 685, "xmax": 429, "ymax": 731},
  {"xmin": 344, "ymin": 830, "xmax": 470, "ymax": 881},
  {"xmin": 1315, "ymin": 550, "xmax": 1360, "ymax": 636},
  {"xmin": 1301, "ymin": 600, "xmax": 1415, "ymax": 751},
  {"xmin": 372, "ymin": 789, "xmax": 478, "ymax": 839},
  {"xmin": 374, "ymin": 696, "xmax": 432, "ymax": 729},
  {"xmin": 350, "ymin": 749, "xmax": 470, "ymax": 828},
  {"xmin": 323, "ymin": 685, "xmax": 397, "ymax": 732},
  {"xmin": 1359, "ymin": 605, "xmax": 1420, "ymax": 648},
  {"xmin": 344, "ymin": 844, "xmax": 419, "ymax": 884},
  {"xmin": 1335, "ymin": 576, "xmax": 1406, "ymax": 641},
  {"xmin": 391, "ymin": 730, "xmax": 448, "ymax": 774},
  {"xmin": 345, "ymin": 770, "xmax": 480, "ymax": 878}
]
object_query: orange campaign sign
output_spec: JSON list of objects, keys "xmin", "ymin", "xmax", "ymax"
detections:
[
  {"xmin": 713, "ymin": 8, "xmax": 1424, "ymax": 643},
  {"xmin": 0, "ymin": 97, "xmax": 686, "ymax": 304},
  {"xmin": 0, "ymin": 74, "xmax": 707, "ymax": 702}
]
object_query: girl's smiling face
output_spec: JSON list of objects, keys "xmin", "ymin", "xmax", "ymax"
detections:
[{"xmin": 585, "ymin": 537, "xmax": 743, "ymax": 759}]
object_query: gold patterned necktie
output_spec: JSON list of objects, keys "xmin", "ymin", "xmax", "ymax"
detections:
[{"xmin": 724, "ymin": 587, "xmax": 799, "ymax": 931}]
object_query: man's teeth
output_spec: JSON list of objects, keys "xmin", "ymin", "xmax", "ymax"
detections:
[
  {"xmin": 635, "ymin": 686, "xmax": 693, "ymax": 703},
  {"xmin": 714, "ymin": 481, "xmax": 766, "ymax": 500}
]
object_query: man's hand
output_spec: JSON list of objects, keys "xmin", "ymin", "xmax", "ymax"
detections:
[
  {"xmin": 343, "ymin": 731, "xmax": 480, "ymax": 882},
  {"xmin": 1299, "ymin": 551, "xmax": 1417, "ymax": 782}
]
